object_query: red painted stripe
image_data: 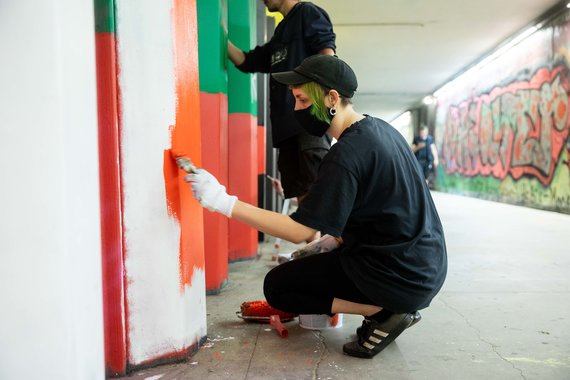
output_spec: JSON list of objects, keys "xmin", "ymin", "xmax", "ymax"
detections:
[
  {"xmin": 171, "ymin": 0, "xmax": 205, "ymax": 289},
  {"xmin": 228, "ymin": 113, "xmax": 258, "ymax": 260},
  {"xmin": 95, "ymin": 32, "xmax": 127, "ymax": 376},
  {"xmin": 200, "ymin": 92, "xmax": 229, "ymax": 291},
  {"xmin": 126, "ymin": 337, "xmax": 206, "ymax": 373}
]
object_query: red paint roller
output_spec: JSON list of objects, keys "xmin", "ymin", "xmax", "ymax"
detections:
[
  {"xmin": 236, "ymin": 300, "xmax": 297, "ymax": 338},
  {"xmin": 270, "ymin": 315, "xmax": 288, "ymax": 338}
]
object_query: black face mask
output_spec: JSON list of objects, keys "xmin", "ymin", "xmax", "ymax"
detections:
[{"xmin": 294, "ymin": 107, "xmax": 332, "ymax": 137}]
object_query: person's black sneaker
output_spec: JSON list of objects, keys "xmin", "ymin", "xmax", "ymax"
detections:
[
  {"xmin": 410, "ymin": 310, "xmax": 422, "ymax": 326},
  {"xmin": 356, "ymin": 311, "xmax": 421, "ymax": 338},
  {"xmin": 343, "ymin": 313, "xmax": 414, "ymax": 359}
]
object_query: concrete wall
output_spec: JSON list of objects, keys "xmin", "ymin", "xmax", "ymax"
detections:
[
  {"xmin": 114, "ymin": 0, "xmax": 207, "ymax": 368},
  {"xmin": 0, "ymin": 0, "xmax": 105, "ymax": 378},
  {"xmin": 434, "ymin": 10, "xmax": 570, "ymax": 214}
]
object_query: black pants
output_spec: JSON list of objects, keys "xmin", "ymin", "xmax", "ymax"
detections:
[
  {"xmin": 263, "ymin": 250, "xmax": 375, "ymax": 314},
  {"xmin": 418, "ymin": 159, "xmax": 433, "ymax": 179},
  {"xmin": 277, "ymin": 131, "xmax": 330, "ymax": 199}
]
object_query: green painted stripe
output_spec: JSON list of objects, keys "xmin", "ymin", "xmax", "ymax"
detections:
[
  {"xmin": 94, "ymin": 0, "xmax": 115, "ymax": 34},
  {"xmin": 228, "ymin": 0, "xmax": 257, "ymax": 115},
  {"xmin": 197, "ymin": 0, "xmax": 228, "ymax": 94}
]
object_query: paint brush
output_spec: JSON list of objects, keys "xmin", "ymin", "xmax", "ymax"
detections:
[
  {"xmin": 175, "ymin": 157, "xmax": 198, "ymax": 173},
  {"xmin": 170, "ymin": 150, "xmax": 198, "ymax": 174}
]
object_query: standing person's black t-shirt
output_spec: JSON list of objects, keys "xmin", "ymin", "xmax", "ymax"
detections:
[
  {"xmin": 290, "ymin": 116, "xmax": 448, "ymax": 312},
  {"xmin": 236, "ymin": 2, "xmax": 336, "ymax": 148}
]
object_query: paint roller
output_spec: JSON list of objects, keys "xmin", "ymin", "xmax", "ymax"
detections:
[{"xmin": 236, "ymin": 300, "xmax": 297, "ymax": 338}]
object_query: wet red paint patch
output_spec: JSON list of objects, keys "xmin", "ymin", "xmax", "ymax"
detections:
[
  {"xmin": 164, "ymin": 149, "xmax": 181, "ymax": 220},
  {"xmin": 167, "ymin": 0, "xmax": 205, "ymax": 290}
]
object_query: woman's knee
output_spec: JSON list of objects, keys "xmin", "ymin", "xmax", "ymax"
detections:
[{"xmin": 263, "ymin": 265, "xmax": 288, "ymax": 309}]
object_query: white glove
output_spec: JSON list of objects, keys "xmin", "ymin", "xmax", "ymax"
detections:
[{"xmin": 184, "ymin": 168, "xmax": 237, "ymax": 217}]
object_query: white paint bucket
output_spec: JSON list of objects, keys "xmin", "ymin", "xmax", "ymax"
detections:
[{"xmin": 299, "ymin": 314, "xmax": 343, "ymax": 330}]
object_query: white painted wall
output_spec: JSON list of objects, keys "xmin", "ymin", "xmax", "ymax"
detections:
[
  {"xmin": 115, "ymin": 0, "xmax": 207, "ymax": 365},
  {"xmin": 0, "ymin": 0, "xmax": 104, "ymax": 379}
]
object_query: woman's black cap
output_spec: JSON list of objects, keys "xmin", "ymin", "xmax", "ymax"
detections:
[{"xmin": 272, "ymin": 55, "xmax": 358, "ymax": 98}]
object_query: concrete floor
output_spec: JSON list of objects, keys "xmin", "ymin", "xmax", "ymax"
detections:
[{"xmin": 116, "ymin": 192, "xmax": 570, "ymax": 380}]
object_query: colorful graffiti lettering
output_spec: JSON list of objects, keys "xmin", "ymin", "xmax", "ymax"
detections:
[{"xmin": 442, "ymin": 65, "xmax": 570, "ymax": 186}]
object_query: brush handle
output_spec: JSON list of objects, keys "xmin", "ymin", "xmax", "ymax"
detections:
[{"xmin": 270, "ymin": 315, "xmax": 288, "ymax": 338}]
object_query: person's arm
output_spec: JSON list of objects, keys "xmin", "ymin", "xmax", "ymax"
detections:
[
  {"xmin": 228, "ymin": 39, "xmax": 272, "ymax": 73},
  {"xmin": 232, "ymin": 201, "xmax": 316, "ymax": 243},
  {"xmin": 266, "ymin": 175, "xmax": 285, "ymax": 197},
  {"xmin": 430, "ymin": 143, "xmax": 439, "ymax": 167},
  {"xmin": 185, "ymin": 168, "xmax": 316, "ymax": 243},
  {"xmin": 228, "ymin": 40, "xmax": 245, "ymax": 66},
  {"xmin": 411, "ymin": 141, "xmax": 425, "ymax": 153},
  {"xmin": 301, "ymin": 4, "xmax": 336, "ymax": 54},
  {"xmin": 319, "ymin": 47, "xmax": 335, "ymax": 55}
]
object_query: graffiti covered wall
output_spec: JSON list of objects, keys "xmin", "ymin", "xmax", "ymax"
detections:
[{"xmin": 435, "ymin": 11, "xmax": 570, "ymax": 213}]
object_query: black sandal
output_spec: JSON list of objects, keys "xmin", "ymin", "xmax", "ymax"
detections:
[
  {"xmin": 343, "ymin": 313, "xmax": 414, "ymax": 358},
  {"xmin": 355, "ymin": 310, "xmax": 421, "ymax": 338}
]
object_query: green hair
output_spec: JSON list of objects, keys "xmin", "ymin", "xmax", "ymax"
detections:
[{"xmin": 299, "ymin": 82, "xmax": 331, "ymax": 124}]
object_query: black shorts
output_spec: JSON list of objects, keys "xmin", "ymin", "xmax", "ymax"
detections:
[
  {"xmin": 263, "ymin": 250, "xmax": 376, "ymax": 315},
  {"xmin": 277, "ymin": 131, "xmax": 330, "ymax": 199}
]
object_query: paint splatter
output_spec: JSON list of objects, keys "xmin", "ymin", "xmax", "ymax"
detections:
[{"xmin": 144, "ymin": 375, "xmax": 164, "ymax": 380}]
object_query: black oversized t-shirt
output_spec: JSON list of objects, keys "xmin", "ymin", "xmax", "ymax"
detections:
[
  {"xmin": 237, "ymin": 2, "xmax": 336, "ymax": 147},
  {"xmin": 290, "ymin": 116, "xmax": 448, "ymax": 312}
]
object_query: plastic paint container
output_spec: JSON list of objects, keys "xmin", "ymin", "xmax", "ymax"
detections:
[{"xmin": 299, "ymin": 314, "xmax": 343, "ymax": 330}]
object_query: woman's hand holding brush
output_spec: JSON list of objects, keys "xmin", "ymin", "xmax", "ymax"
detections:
[
  {"xmin": 184, "ymin": 168, "xmax": 237, "ymax": 217},
  {"xmin": 176, "ymin": 156, "xmax": 237, "ymax": 217}
]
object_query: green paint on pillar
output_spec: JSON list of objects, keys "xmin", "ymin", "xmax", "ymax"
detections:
[
  {"xmin": 228, "ymin": 0, "xmax": 257, "ymax": 116},
  {"xmin": 94, "ymin": 0, "xmax": 115, "ymax": 34},
  {"xmin": 197, "ymin": 0, "xmax": 229, "ymax": 95}
]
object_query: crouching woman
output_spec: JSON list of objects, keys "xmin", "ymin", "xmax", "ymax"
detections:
[{"xmin": 186, "ymin": 54, "xmax": 447, "ymax": 358}]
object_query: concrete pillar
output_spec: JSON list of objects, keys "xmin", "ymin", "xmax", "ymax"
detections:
[
  {"xmin": 227, "ymin": 0, "xmax": 259, "ymax": 260},
  {"xmin": 197, "ymin": 0, "xmax": 230, "ymax": 293}
]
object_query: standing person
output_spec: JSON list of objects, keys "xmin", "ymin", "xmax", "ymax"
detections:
[
  {"xmin": 227, "ymin": 0, "xmax": 336, "ymax": 233},
  {"xmin": 184, "ymin": 55, "xmax": 448, "ymax": 359},
  {"xmin": 412, "ymin": 125, "xmax": 439, "ymax": 184}
]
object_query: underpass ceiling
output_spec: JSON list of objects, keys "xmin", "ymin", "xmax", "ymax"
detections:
[{"xmin": 312, "ymin": 0, "xmax": 564, "ymax": 121}]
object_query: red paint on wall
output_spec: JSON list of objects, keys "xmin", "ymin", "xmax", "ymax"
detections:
[
  {"xmin": 170, "ymin": 0, "xmax": 205, "ymax": 289},
  {"xmin": 95, "ymin": 32, "xmax": 127, "ymax": 376},
  {"xmin": 200, "ymin": 92, "xmax": 229, "ymax": 291},
  {"xmin": 126, "ymin": 338, "xmax": 204, "ymax": 373},
  {"xmin": 164, "ymin": 148, "xmax": 182, "ymax": 220},
  {"xmin": 228, "ymin": 112, "xmax": 258, "ymax": 260}
]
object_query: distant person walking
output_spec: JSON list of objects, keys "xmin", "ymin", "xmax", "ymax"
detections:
[{"xmin": 412, "ymin": 125, "xmax": 439, "ymax": 184}]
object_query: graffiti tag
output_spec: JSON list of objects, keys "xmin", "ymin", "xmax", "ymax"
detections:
[{"xmin": 442, "ymin": 66, "xmax": 570, "ymax": 186}]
